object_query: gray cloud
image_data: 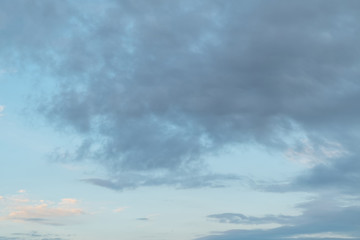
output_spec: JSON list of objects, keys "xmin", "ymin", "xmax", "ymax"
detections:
[
  {"xmin": 0, "ymin": 238, "xmax": 67, "ymax": 240},
  {"xmin": 0, "ymin": 232, "xmax": 69, "ymax": 240},
  {"xmin": 82, "ymin": 171, "xmax": 246, "ymax": 191},
  {"xmin": 202, "ymin": 196, "xmax": 360, "ymax": 240},
  {"xmin": 15, "ymin": 218, "xmax": 65, "ymax": 226},
  {"xmin": 2, "ymin": 0, "xmax": 360, "ymax": 191},
  {"xmin": 208, "ymin": 213, "xmax": 292, "ymax": 225},
  {"xmin": 197, "ymin": 229, "xmax": 360, "ymax": 240},
  {"xmin": 12, "ymin": 232, "xmax": 42, "ymax": 238},
  {"xmin": 261, "ymin": 153, "xmax": 360, "ymax": 195},
  {"xmin": 41, "ymin": 238, "xmax": 65, "ymax": 240}
]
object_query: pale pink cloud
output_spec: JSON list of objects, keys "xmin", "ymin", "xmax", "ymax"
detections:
[
  {"xmin": 60, "ymin": 198, "xmax": 78, "ymax": 205},
  {"xmin": 1, "ymin": 197, "xmax": 84, "ymax": 226},
  {"xmin": 12, "ymin": 198, "xmax": 30, "ymax": 203},
  {"xmin": 113, "ymin": 207, "xmax": 128, "ymax": 213},
  {"xmin": 9, "ymin": 203, "xmax": 83, "ymax": 219},
  {"xmin": 285, "ymin": 139, "xmax": 347, "ymax": 167}
]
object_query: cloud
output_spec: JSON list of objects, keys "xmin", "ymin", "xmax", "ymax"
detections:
[
  {"xmin": 197, "ymin": 229, "xmax": 360, "ymax": 240},
  {"xmin": 12, "ymin": 232, "xmax": 42, "ymax": 238},
  {"xmin": 113, "ymin": 207, "xmax": 127, "ymax": 213},
  {"xmin": 136, "ymin": 213, "xmax": 159, "ymax": 221},
  {"xmin": 2, "ymin": 1, "xmax": 360, "ymax": 239},
  {"xmin": 285, "ymin": 139, "xmax": 347, "ymax": 167},
  {"xmin": 0, "ymin": 196, "xmax": 84, "ymax": 226},
  {"xmin": 0, "ymin": 68, "xmax": 17, "ymax": 76},
  {"xmin": 8, "ymin": 203, "xmax": 83, "ymax": 225},
  {"xmin": 0, "ymin": 105, "xmax": 4, "ymax": 116},
  {"xmin": 207, "ymin": 213, "xmax": 292, "ymax": 225},
  {"xmin": 0, "ymin": 231, "xmax": 70, "ymax": 240},
  {"xmin": 83, "ymin": 171, "xmax": 246, "ymax": 190},
  {"xmin": 41, "ymin": 238, "xmax": 66, "ymax": 240},
  {"xmin": 2, "ymin": 0, "xmax": 360, "ymax": 192},
  {"xmin": 262, "ymin": 152, "xmax": 360, "ymax": 195},
  {"xmin": 59, "ymin": 198, "xmax": 78, "ymax": 205},
  {"xmin": 8, "ymin": 204, "xmax": 83, "ymax": 225},
  {"xmin": 202, "ymin": 196, "xmax": 360, "ymax": 240}
]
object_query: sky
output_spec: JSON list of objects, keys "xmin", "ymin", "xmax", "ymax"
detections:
[{"xmin": 1, "ymin": 0, "xmax": 360, "ymax": 239}]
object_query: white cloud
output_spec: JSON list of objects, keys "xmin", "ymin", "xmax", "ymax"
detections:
[
  {"xmin": 0, "ymin": 105, "xmax": 4, "ymax": 116},
  {"xmin": 8, "ymin": 203, "xmax": 83, "ymax": 220},
  {"xmin": 113, "ymin": 207, "xmax": 127, "ymax": 213},
  {"xmin": 59, "ymin": 198, "xmax": 78, "ymax": 205},
  {"xmin": 285, "ymin": 139, "xmax": 347, "ymax": 167},
  {"xmin": 288, "ymin": 232, "xmax": 357, "ymax": 239}
]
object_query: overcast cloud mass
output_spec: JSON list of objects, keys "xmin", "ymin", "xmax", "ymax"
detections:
[{"xmin": 1, "ymin": 0, "xmax": 360, "ymax": 239}]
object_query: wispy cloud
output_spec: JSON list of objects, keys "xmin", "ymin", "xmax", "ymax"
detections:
[
  {"xmin": 204, "ymin": 196, "xmax": 360, "ymax": 240},
  {"xmin": 285, "ymin": 139, "xmax": 347, "ymax": 167},
  {"xmin": 0, "ymin": 105, "xmax": 4, "ymax": 116},
  {"xmin": 8, "ymin": 203, "xmax": 83, "ymax": 225},
  {"xmin": 136, "ymin": 214, "xmax": 159, "ymax": 222},
  {"xmin": 113, "ymin": 207, "xmax": 127, "ymax": 213},
  {"xmin": 83, "ymin": 171, "xmax": 247, "ymax": 191},
  {"xmin": 0, "ymin": 195, "xmax": 84, "ymax": 226},
  {"xmin": 208, "ymin": 213, "xmax": 293, "ymax": 225},
  {"xmin": 59, "ymin": 198, "xmax": 78, "ymax": 205},
  {"xmin": 0, "ymin": 231, "xmax": 70, "ymax": 240}
]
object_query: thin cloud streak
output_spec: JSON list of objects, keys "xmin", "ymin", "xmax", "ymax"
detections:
[
  {"xmin": 203, "ymin": 196, "xmax": 360, "ymax": 240},
  {"xmin": 0, "ymin": 196, "xmax": 84, "ymax": 226}
]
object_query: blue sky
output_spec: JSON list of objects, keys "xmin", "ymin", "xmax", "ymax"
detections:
[{"xmin": 1, "ymin": 1, "xmax": 360, "ymax": 240}]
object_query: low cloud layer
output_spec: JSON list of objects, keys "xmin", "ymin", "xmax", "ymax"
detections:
[
  {"xmin": 204, "ymin": 196, "xmax": 360, "ymax": 240},
  {"xmin": 0, "ymin": 231, "xmax": 69, "ymax": 240},
  {"xmin": 208, "ymin": 213, "xmax": 292, "ymax": 225},
  {"xmin": 83, "ymin": 170, "xmax": 246, "ymax": 191},
  {"xmin": 0, "ymin": 195, "xmax": 84, "ymax": 226}
]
